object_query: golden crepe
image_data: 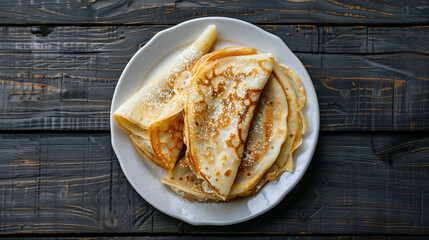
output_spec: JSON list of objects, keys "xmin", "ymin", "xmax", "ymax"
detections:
[
  {"xmin": 113, "ymin": 25, "xmax": 217, "ymax": 171},
  {"xmin": 281, "ymin": 64, "xmax": 308, "ymax": 172},
  {"xmin": 161, "ymin": 157, "xmax": 220, "ymax": 201},
  {"xmin": 265, "ymin": 63, "xmax": 307, "ymax": 180},
  {"xmin": 184, "ymin": 48, "xmax": 275, "ymax": 200},
  {"xmin": 229, "ymin": 75, "xmax": 288, "ymax": 196},
  {"xmin": 161, "ymin": 63, "xmax": 307, "ymax": 201},
  {"xmin": 162, "ymin": 75, "xmax": 288, "ymax": 200},
  {"xmin": 148, "ymin": 92, "xmax": 185, "ymax": 172},
  {"xmin": 231, "ymin": 64, "xmax": 307, "ymax": 191},
  {"xmin": 147, "ymin": 48, "xmax": 257, "ymax": 173}
]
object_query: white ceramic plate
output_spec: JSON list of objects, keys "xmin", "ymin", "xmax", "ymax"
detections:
[{"xmin": 110, "ymin": 17, "xmax": 319, "ymax": 226}]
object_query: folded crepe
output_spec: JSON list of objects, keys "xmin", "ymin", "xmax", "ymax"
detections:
[
  {"xmin": 149, "ymin": 48, "xmax": 260, "ymax": 172},
  {"xmin": 265, "ymin": 63, "xmax": 307, "ymax": 180},
  {"xmin": 161, "ymin": 156, "xmax": 220, "ymax": 201},
  {"xmin": 228, "ymin": 74, "xmax": 288, "ymax": 196},
  {"xmin": 148, "ymin": 92, "xmax": 186, "ymax": 172},
  {"xmin": 161, "ymin": 63, "xmax": 307, "ymax": 201},
  {"xmin": 162, "ymin": 75, "xmax": 288, "ymax": 200},
  {"xmin": 113, "ymin": 25, "xmax": 217, "ymax": 171},
  {"xmin": 184, "ymin": 48, "xmax": 275, "ymax": 200},
  {"xmin": 281, "ymin": 64, "xmax": 307, "ymax": 173},
  {"xmin": 232, "ymin": 64, "xmax": 307, "ymax": 191}
]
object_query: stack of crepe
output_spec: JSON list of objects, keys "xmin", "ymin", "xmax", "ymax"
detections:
[{"xmin": 113, "ymin": 25, "xmax": 307, "ymax": 202}]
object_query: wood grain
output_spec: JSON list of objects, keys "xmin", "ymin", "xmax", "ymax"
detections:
[
  {"xmin": 0, "ymin": 25, "xmax": 428, "ymax": 131},
  {"xmin": 0, "ymin": 0, "xmax": 428, "ymax": 25},
  {"xmin": 5, "ymin": 236, "xmax": 425, "ymax": 239},
  {"xmin": 304, "ymin": 53, "xmax": 429, "ymax": 131},
  {"xmin": 0, "ymin": 236, "xmax": 419, "ymax": 239},
  {"xmin": 0, "ymin": 132, "xmax": 428, "ymax": 234}
]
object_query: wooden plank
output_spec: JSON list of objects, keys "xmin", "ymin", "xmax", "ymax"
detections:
[
  {"xmin": 0, "ymin": 132, "xmax": 428, "ymax": 234},
  {"xmin": 304, "ymin": 53, "xmax": 429, "ymax": 131},
  {"xmin": 0, "ymin": 26, "xmax": 428, "ymax": 131},
  {"xmin": 1, "ymin": 236, "xmax": 427, "ymax": 239},
  {"xmin": 0, "ymin": 236, "xmax": 400, "ymax": 239},
  {"xmin": 0, "ymin": 133, "xmax": 164, "ymax": 233},
  {"xmin": 0, "ymin": 236, "xmax": 427, "ymax": 239},
  {"xmin": 0, "ymin": 0, "xmax": 428, "ymax": 25},
  {"xmin": 0, "ymin": 236, "xmax": 397, "ymax": 239},
  {"xmin": 321, "ymin": 26, "xmax": 429, "ymax": 54}
]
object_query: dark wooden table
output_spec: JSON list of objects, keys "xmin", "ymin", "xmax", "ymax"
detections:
[{"xmin": 1, "ymin": 0, "xmax": 428, "ymax": 239}]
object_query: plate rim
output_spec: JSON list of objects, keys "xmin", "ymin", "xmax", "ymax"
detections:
[{"xmin": 110, "ymin": 16, "xmax": 320, "ymax": 226}]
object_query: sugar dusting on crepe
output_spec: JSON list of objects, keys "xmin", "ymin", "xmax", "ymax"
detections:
[{"xmin": 113, "ymin": 24, "xmax": 307, "ymax": 203}]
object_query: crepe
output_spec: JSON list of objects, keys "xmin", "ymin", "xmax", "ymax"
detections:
[
  {"xmin": 129, "ymin": 134, "xmax": 158, "ymax": 165},
  {"xmin": 161, "ymin": 156, "xmax": 220, "ymax": 201},
  {"xmin": 160, "ymin": 63, "xmax": 307, "ymax": 201},
  {"xmin": 265, "ymin": 63, "xmax": 307, "ymax": 180},
  {"xmin": 184, "ymin": 48, "xmax": 275, "ymax": 200},
  {"xmin": 148, "ymin": 92, "xmax": 186, "ymax": 172},
  {"xmin": 229, "ymin": 75, "xmax": 288, "ymax": 196},
  {"xmin": 280, "ymin": 64, "xmax": 307, "ymax": 172},
  {"xmin": 147, "ymin": 48, "xmax": 257, "ymax": 173},
  {"xmin": 162, "ymin": 75, "xmax": 289, "ymax": 200},
  {"xmin": 113, "ymin": 25, "xmax": 217, "ymax": 171}
]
